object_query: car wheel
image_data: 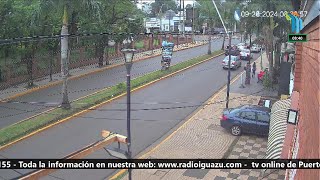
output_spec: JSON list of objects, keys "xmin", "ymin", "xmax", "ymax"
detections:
[{"xmin": 231, "ymin": 125, "xmax": 242, "ymax": 136}]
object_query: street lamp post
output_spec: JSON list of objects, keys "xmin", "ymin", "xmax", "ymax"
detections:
[
  {"xmin": 226, "ymin": 31, "xmax": 232, "ymax": 109},
  {"xmin": 121, "ymin": 45, "xmax": 136, "ymax": 180}
]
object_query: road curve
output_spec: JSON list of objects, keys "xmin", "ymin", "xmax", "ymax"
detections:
[
  {"xmin": 0, "ymin": 44, "xmax": 260, "ymax": 180},
  {"xmin": 0, "ymin": 38, "xmax": 240, "ymax": 128}
]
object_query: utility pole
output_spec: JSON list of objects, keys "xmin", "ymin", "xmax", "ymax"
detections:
[
  {"xmin": 183, "ymin": 0, "xmax": 185, "ymax": 36},
  {"xmin": 207, "ymin": 19, "xmax": 211, "ymax": 55},
  {"xmin": 209, "ymin": 0, "xmax": 231, "ymax": 108},
  {"xmin": 159, "ymin": 4, "xmax": 164, "ymax": 32},
  {"xmin": 180, "ymin": 0, "xmax": 182, "ymax": 33},
  {"xmin": 192, "ymin": 0, "xmax": 195, "ymax": 42},
  {"xmin": 226, "ymin": 31, "xmax": 232, "ymax": 108}
]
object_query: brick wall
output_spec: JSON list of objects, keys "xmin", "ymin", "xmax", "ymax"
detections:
[{"xmin": 292, "ymin": 17, "xmax": 319, "ymax": 179}]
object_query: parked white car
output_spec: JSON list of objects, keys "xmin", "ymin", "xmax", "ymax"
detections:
[
  {"xmin": 222, "ymin": 56, "xmax": 241, "ymax": 69},
  {"xmin": 237, "ymin": 43, "xmax": 248, "ymax": 50},
  {"xmin": 250, "ymin": 45, "xmax": 261, "ymax": 53},
  {"xmin": 240, "ymin": 49, "xmax": 252, "ymax": 60}
]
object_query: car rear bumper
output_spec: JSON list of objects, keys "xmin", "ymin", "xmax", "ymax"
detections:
[
  {"xmin": 240, "ymin": 56, "xmax": 249, "ymax": 60},
  {"xmin": 220, "ymin": 120, "xmax": 232, "ymax": 130},
  {"xmin": 223, "ymin": 64, "xmax": 235, "ymax": 68}
]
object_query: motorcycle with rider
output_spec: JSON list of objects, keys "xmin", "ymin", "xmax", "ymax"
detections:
[{"xmin": 161, "ymin": 40, "xmax": 174, "ymax": 71}]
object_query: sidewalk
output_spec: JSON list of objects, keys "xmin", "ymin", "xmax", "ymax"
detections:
[
  {"xmin": 0, "ymin": 40, "xmax": 209, "ymax": 100},
  {"xmin": 119, "ymin": 52, "xmax": 285, "ymax": 180}
]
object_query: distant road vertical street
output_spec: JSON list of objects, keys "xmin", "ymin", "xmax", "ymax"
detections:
[
  {"xmin": 0, "ymin": 37, "xmax": 240, "ymax": 128},
  {"xmin": 0, "ymin": 37, "xmax": 262, "ymax": 180}
]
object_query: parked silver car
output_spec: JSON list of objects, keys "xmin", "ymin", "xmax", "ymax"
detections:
[
  {"xmin": 222, "ymin": 56, "xmax": 241, "ymax": 69},
  {"xmin": 250, "ymin": 45, "xmax": 261, "ymax": 53},
  {"xmin": 240, "ymin": 49, "xmax": 252, "ymax": 60}
]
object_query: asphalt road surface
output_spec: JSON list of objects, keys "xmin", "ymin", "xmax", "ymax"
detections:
[
  {"xmin": 0, "ymin": 37, "xmax": 241, "ymax": 128},
  {"xmin": 0, "ymin": 49, "xmax": 260, "ymax": 180}
]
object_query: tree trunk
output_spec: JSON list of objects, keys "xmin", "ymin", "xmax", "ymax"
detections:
[
  {"xmin": 151, "ymin": 34, "xmax": 154, "ymax": 54},
  {"xmin": 49, "ymin": 49, "xmax": 53, "ymax": 81},
  {"xmin": 221, "ymin": 33, "xmax": 226, "ymax": 50},
  {"xmin": 26, "ymin": 54, "xmax": 33, "ymax": 87},
  {"xmin": 269, "ymin": 17, "xmax": 274, "ymax": 85},
  {"xmin": 105, "ymin": 36, "xmax": 110, "ymax": 65},
  {"xmin": 24, "ymin": 43, "xmax": 35, "ymax": 88},
  {"xmin": 95, "ymin": 36, "xmax": 105, "ymax": 67},
  {"xmin": 98, "ymin": 48, "xmax": 104, "ymax": 67},
  {"xmin": 61, "ymin": 4, "xmax": 70, "ymax": 109},
  {"xmin": 208, "ymin": 34, "xmax": 211, "ymax": 54},
  {"xmin": 273, "ymin": 40, "xmax": 281, "ymax": 84}
]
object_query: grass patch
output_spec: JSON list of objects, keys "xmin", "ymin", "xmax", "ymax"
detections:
[
  {"xmin": 153, "ymin": 39, "xmax": 159, "ymax": 46},
  {"xmin": 0, "ymin": 50, "xmax": 223, "ymax": 147},
  {"xmin": 135, "ymin": 41, "xmax": 144, "ymax": 49}
]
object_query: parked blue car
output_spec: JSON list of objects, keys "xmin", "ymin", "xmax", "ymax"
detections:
[{"xmin": 220, "ymin": 105, "xmax": 271, "ymax": 136}]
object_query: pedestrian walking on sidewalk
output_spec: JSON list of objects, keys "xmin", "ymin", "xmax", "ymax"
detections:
[{"xmin": 252, "ymin": 62, "xmax": 256, "ymax": 78}]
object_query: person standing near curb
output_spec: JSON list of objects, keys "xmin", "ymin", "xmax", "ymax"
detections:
[{"xmin": 252, "ymin": 62, "xmax": 256, "ymax": 78}]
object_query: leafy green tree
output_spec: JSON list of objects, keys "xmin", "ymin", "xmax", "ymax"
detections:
[
  {"xmin": 5, "ymin": 0, "xmax": 54, "ymax": 87},
  {"xmin": 243, "ymin": 0, "xmax": 291, "ymax": 84},
  {"xmin": 36, "ymin": 0, "xmax": 103, "ymax": 108},
  {"xmin": 150, "ymin": 0, "xmax": 178, "ymax": 17},
  {"xmin": 0, "ymin": 0, "xmax": 145, "ymax": 93},
  {"xmin": 78, "ymin": 0, "xmax": 144, "ymax": 67}
]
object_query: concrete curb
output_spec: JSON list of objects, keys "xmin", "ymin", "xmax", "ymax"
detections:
[
  {"xmin": 109, "ymin": 52, "xmax": 265, "ymax": 180},
  {"xmin": 0, "ymin": 50, "xmax": 222, "ymax": 151}
]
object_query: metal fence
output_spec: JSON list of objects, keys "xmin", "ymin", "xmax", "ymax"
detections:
[{"xmin": 0, "ymin": 34, "xmax": 193, "ymax": 90}]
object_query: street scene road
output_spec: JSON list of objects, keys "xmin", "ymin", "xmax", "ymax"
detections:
[
  {"xmin": 1, "ymin": 0, "xmax": 318, "ymax": 179},
  {"xmin": 0, "ymin": 37, "xmax": 240, "ymax": 128},
  {"xmin": 0, "ymin": 45, "xmax": 259, "ymax": 179}
]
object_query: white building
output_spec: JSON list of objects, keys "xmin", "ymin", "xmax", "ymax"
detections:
[
  {"xmin": 144, "ymin": 15, "xmax": 191, "ymax": 33},
  {"xmin": 136, "ymin": 2, "xmax": 152, "ymax": 14}
]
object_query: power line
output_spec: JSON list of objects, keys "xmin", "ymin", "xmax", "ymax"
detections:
[
  {"xmin": 2, "ymin": 86, "xmax": 266, "ymax": 108},
  {"xmin": 0, "ymin": 52, "xmax": 231, "ymax": 99},
  {"xmin": 0, "ymin": 88, "xmax": 269, "ymax": 121},
  {"xmin": 0, "ymin": 32, "xmax": 199, "ymax": 46},
  {"xmin": 0, "ymin": 38, "xmax": 212, "ymax": 94},
  {"xmin": 0, "ymin": 55, "xmax": 264, "ymax": 121},
  {"xmin": 0, "ymin": 105, "xmax": 49, "ymax": 120}
]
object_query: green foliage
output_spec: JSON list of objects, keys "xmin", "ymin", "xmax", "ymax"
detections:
[
  {"xmin": 150, "ymin": 0, "xmax": 178, "ymax": 17},
  {"xmin": 0, "ymin": 0, "xmax": 145, "ymax": 75},
  {"xmin": 116, "ymin": 82, "xmax": 125, "ymax": 90},
  {"xmin": 262, "ymin": 71, "xmax": 272, "ymax": 89},
  {"xmin": 135, "ymin": 41, "xmax": 144, "ymax": 49},
  {"xmin": 242, "ymin": 0, "xmax": 292, "ymax": 37}
]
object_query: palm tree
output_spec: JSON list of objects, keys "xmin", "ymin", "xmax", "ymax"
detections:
[
  {"xmin": 197, "ymin": 0, "xmax": 219, "ymax": 55},
  {"xmin": 60, "ymin": 4, "xmax": 70, "ymax": 108},
  {"xmin": 39, "ymin": 0, "xmax": 102, "ymax": 109}
]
